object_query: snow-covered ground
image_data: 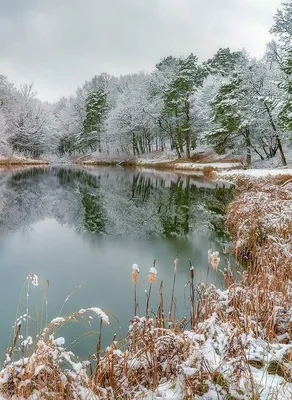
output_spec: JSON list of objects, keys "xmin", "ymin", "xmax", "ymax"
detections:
[
  {"xmin": 170, "ymin": 162, "xmax": 243, "ymax": 170},
  {"xmin": 220, "ymin": 168, "xmax": 292, "ymax": 178}
]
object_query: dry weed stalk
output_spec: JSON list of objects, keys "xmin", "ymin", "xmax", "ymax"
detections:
[
  {"xmin": 169, "ymin": 255, "xmax": 178, "ymax": 324},
  {"xmin": 146, "ymin": 260, "xmax": 157, "ymax": 318},
  {"xmin": 132, "ymin": 263, "xmax": 139, "ymax": 316}
]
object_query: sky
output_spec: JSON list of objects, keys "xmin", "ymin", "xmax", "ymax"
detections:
[{"xmin": 0, "ymin": 0, "xmax": 283, "ymax": 102}]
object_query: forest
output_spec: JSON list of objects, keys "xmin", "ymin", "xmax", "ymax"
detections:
[{"xmin": 0, "ymin": 2, "xmax": 291, "ymax": 167}]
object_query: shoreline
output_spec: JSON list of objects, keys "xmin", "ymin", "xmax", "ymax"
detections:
[
  {"xmin": 1, "ymin": 156, "xmax": 292, "ymax": 185},
  {"xmin": 0, "ymin": 157, "xmax": 49, "ymax": 167}
]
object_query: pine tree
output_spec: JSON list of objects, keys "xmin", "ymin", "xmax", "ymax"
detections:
[
  {"xmin": 204, "ymin": 48, "xmax": 244, "ymax": 76},
  {"xmin": 278, "ymin": 52, "xmax": 292, "ymax": 131},
  {"xmin": 270, "ymin": 1, "xmax": 292, "ymax": 136},
  {"xmin": 162, "ymin": 54, "xmax": 206, "ymax": 158},
  {"xmin": 80, "ymin": 89, "xmax": 107, "ymax": 152},
  {"xmin": 209, "ymin": 74, "xmax": 252, "ymax": 166}
]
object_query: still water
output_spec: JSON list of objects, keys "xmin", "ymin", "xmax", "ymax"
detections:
[{"xmin": 0, "ymin": 166, "xmax": 234, "ymax": 360}]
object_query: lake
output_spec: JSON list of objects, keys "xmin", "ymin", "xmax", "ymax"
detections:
[{"xmin": 0, "ymin": 166, "xmax": 235, "ymax": 361}]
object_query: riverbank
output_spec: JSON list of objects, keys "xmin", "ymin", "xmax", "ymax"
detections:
[
  {"xmin": 73, "ymin": 151, "xmax": 292, "ymax": 181},
  {"xmin": 0, "ymin": 174, "xmax": 291, "ymax": 399},
  {"xmin": 0, "ymin": 156, "xmax": 49, "ymax": 167},
  {"xmin": 73, "ymin": 151, "xmax": 246, "ymax": 172}
]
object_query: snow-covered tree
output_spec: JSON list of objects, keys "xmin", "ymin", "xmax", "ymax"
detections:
[
  {"xmin": 204, "ymin": 47, "xmax": 244, "ymax": 77},
  {"xmin": 160, "ymin": 54, "xmax": 207, "ymax": 158},
  {"xmin": 209, "ymin": 73, "xmax": 253, "ymax": 165},
  {"xmin": 270, "ymin": 2, "xmax": 292, "ymax": 134},
  {"xmin": 104, "ymin": 72, "xmax": 161, "ymax": 156},
  {"xmin": 80, "ymin": 89, "xmax": 107, "ymax": 152},
  {"xmin": 9, "ymin": 84, "xmax": 48, "ymax": 157}
]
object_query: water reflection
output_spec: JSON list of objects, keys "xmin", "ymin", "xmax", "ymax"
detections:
[{"xmin": 0, "ymin": 166, "xmax": 234, "ymax": 239}]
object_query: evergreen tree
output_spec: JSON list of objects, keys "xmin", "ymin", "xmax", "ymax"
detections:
[
  {"xmin": 204, "ymin": 48, "xmax": 244, "ymax": 76},
  {"xmin": 162, "ymin": 54, "xmax": 206, "ymax": 158},
  {"xmin": 278, "ymin": 53, "xmax": 292, "ymax": 131},
  {"xmin": 270, "ymin": 2, "xmax": 292, "ymax": 135},
  {"xmin": 209, "ymin": 74, "xmax": 252, "ymax": 165},
  {"xmin": 80, "ymin": 89, "xmax": 107, "ymax": 152}
]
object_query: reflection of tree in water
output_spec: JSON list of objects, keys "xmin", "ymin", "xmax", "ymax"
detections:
[
  {"xmin": 0, "ymin": 167, "xmax": 107, "ymax": 234},
  {"xmin": 81, "ymin": 189, "xmax": 106, "ymax": 233},
  {"xmin": 57, "ymin": 168, "xmax": 97, "ymax": 189},
  {"xmin": 158, "ymin": 178, "xmax": 191, "ymax": 236},
  {"xmin": 0, "ymin": 167, "xmax": 234, "ymax": 239},
  {"xmin": 205, "ymin": 186, "xmax": 235, "ymax": 240},
  {"xmin": 57, "ymin": 169, "xmax": 106, "ymax": 234},
  {"xmin": 131, "ymin": 174, "xmax": 153, "ymax": 205},
  {"xmin": 156, "ymin": 177, "xmax": 235, "ymax": 238},
  {"xmin": 128, "ymin": 172, "xmax": 235, "ymax": 238}
]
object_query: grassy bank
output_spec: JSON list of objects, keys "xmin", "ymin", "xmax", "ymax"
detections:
[
  {"xmin": 0, "ymin": 156, "xmax": 49, "ymax": 167},
  {"xmin": 0, "ymin": 176, "xmax": 291, "ymax": 399}
]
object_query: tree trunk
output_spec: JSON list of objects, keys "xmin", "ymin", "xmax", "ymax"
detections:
[
  {"xmin": 175, "ymin": 145, "xmax": 182, "ymax": 158},
  {"xmin": 185, "ymin": 131, "xmax": 191, "ymax": 158},
  {"xmin": 175, "ymin": 108, "xmax": 184, "ymax": 154},
  {"xmin": 244, "ymin": 128, "xmax": 252, "ymax": 167},
  {"xmin": 263, "ymin": 101, "xmax": 287, "ymax": 166},
  {"xmin": 184, "ymin": 101, "xmax": 191, "ymax": 158},
  {"xmin": 276, "ymin": 135, "xmax": 287, "ymax": 166}
]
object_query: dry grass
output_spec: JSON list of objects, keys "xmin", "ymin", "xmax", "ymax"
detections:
[
  {"xmin": 221, "ymin": 176, "xmax": 292, "ymax": 338},
  {"xmin": 202, "ymin": 166, "xmax": 218, "ymax": 180},
  {"xmin": 0, "ymin": 157, "xmax": 48, "ymax": 166}
]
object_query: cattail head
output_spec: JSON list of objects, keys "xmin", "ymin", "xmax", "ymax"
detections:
[
  {"xmin": 190, "ymin": 266, "xmax": 194, "ymax": 279},
  {"xmin": 210, "ymin": 251, "xmax": 220, "ymax": 271},
  {"xmin": 132, "ymin": 263, "xmax": 139, "ymax": 272},
  {"xmin": 132, "ymin": 264, "xmax": 139, "ymax": 285},
  {"xmin": 174, "ymin": 257, "xmax": 179, "ymax": 273},
  {"xmin": 148, "ymin": 266, "xmax": 157, "ymax": 284}
]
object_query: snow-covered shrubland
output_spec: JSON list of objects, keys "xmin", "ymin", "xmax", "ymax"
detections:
[{"xmin": 0, "ymin": 175, "xmax": 291, "ymax": 399}]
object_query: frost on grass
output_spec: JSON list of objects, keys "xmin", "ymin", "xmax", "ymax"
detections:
[
  {"xmin": 27, "ymin": 274, "xmax": 38, "ymax": 287},
  {"xmin": 78, "ymin": 307, "xmax": 109, "ymax": 325},
  {"xmin": 21, "ymin": 336, "xmax": 33, "ymax": 348},
  {"xmin": 0, "ymin": 306, "xmax": 110, "ymax": 399}
]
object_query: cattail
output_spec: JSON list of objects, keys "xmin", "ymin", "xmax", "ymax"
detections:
[
  {"xmin": 174, "ymin": 256, "xmax": 178, "ymax": 273},
  {"xmin": 132, "ymin": 263, "xmax": 139, "ymax": 272},
  {"xmin": 190, "ymin": 260, "xmax": 195, "ymax": 329},
  {"xmin": 210, "ymin": 251, "xmax": 220, "ymax": 271},
  {"xmin": 148, "ymin": 267, "xmax": 157, "ymax": 284},
  {"xmin": 146, "ymin": 260, "xmax": 157, "ymax": 317},
  {"xmin": 190, "ymin": 265, "xmax": 194, "ymax": 279},
  {"xmin": 132, "ymin": 264, "xmax": 139, "ymax": 316},
  {"xmin": 132, "ymin": 263, "xmax": 139, "ymax": 285}
]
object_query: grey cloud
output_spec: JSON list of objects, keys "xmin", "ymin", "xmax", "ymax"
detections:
[{"xmin": 0, "ymin": 0, "xmax": 282, "ymax": 101}]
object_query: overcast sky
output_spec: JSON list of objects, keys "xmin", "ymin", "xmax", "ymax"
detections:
[{"xmin": 0, "ymin": 0, "xmax": 282, "ymax": 102}]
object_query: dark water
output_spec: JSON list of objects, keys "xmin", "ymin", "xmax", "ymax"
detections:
[{"xmin": 0, "ymin": 166, "xmax": 234, "ymax": 361}]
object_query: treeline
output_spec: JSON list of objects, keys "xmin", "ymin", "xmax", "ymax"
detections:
[{"xmin": 0, "ymin": 2, "xmax": 291, "ymax": 165}]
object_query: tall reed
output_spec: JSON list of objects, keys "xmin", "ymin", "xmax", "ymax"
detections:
[
  {"xmin": 169, "ymin": 255, "xmax": 178, "ymax": 324},
  {"xmin": 146, "ymin": 260, "xmax": 157, "ymax": 318},
  {"xmin": 132, "ymin": 263, "xmax": 139, "ymax": 316}
]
